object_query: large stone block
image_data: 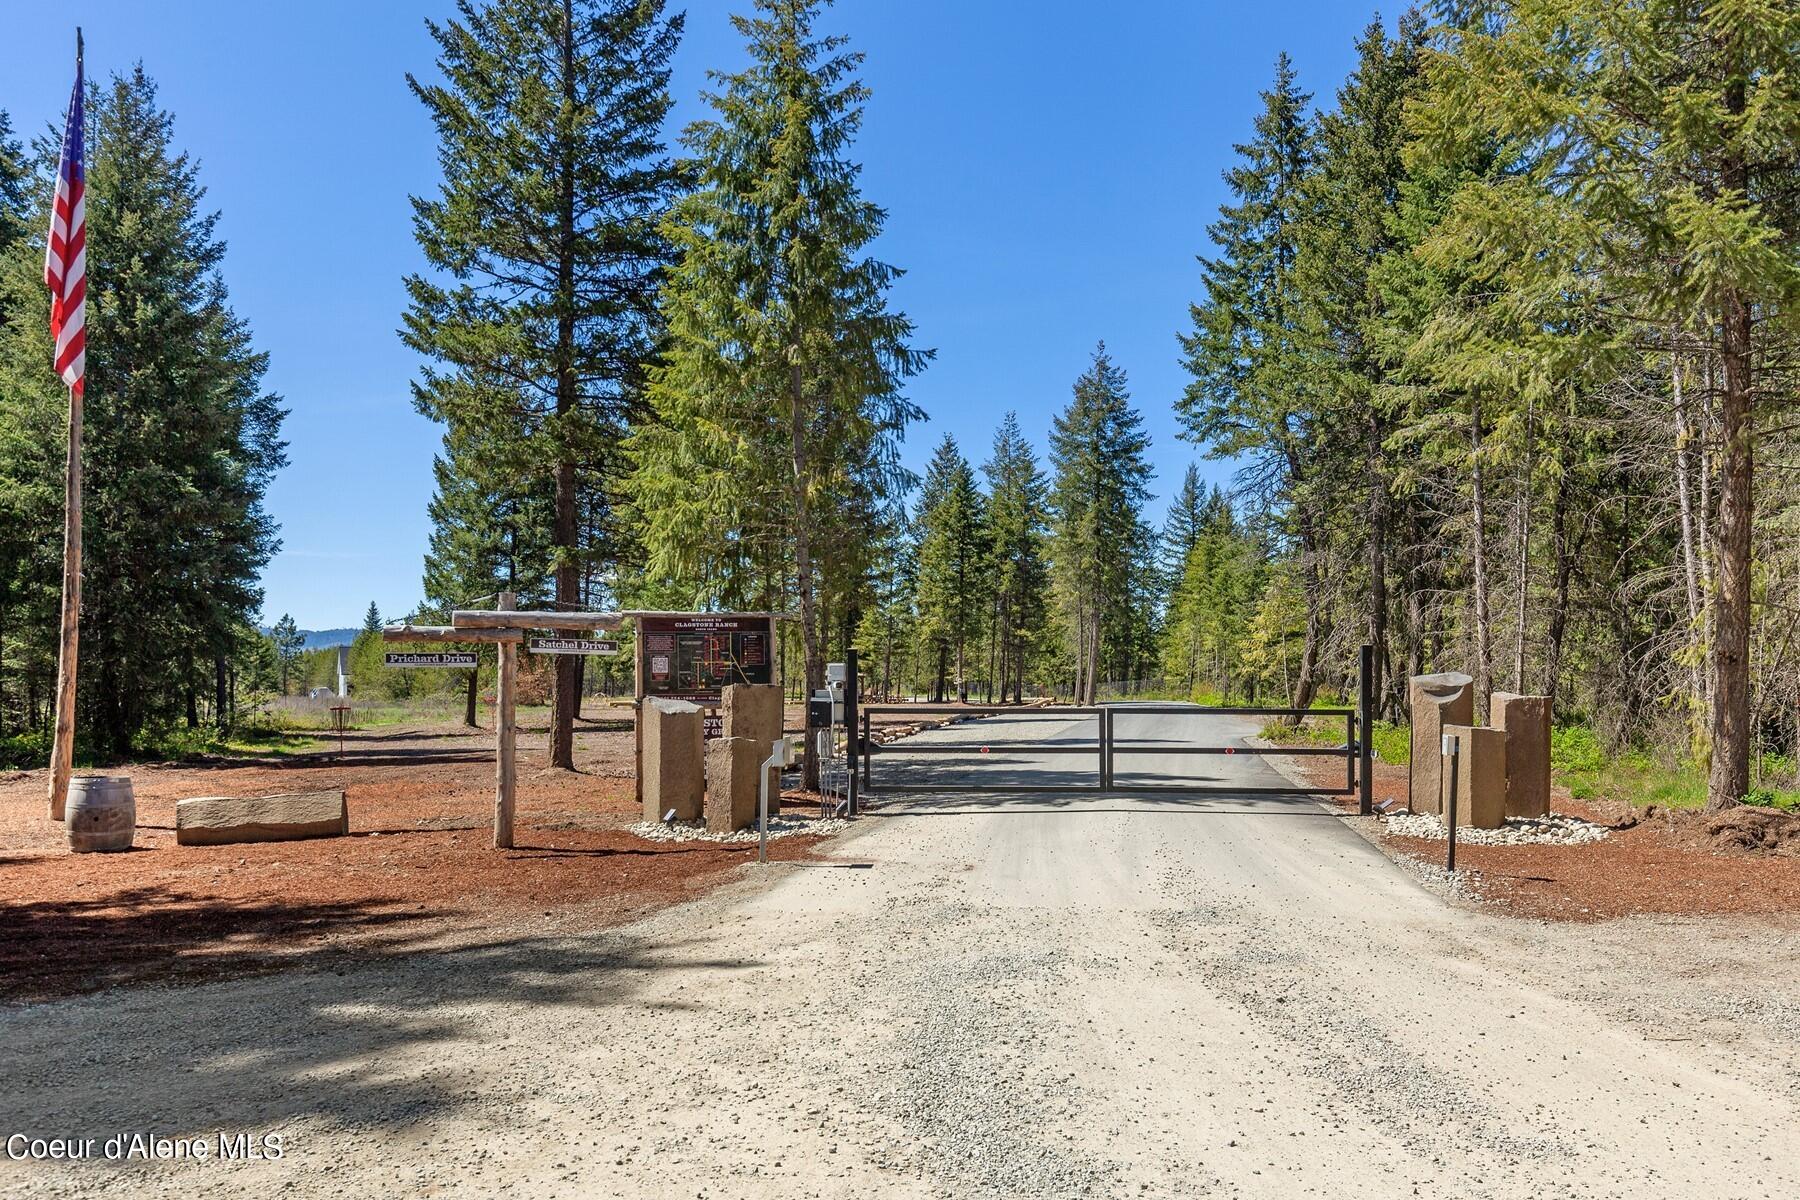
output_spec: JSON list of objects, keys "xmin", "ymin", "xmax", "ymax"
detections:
[
  {"xmin": 1409, "ymin": 672, "xmax": 1474, "ymax": 816},
  {"xmin": 1441, "ymin": 725, "xmax": 1508, "ymax": 829},
  {"xmin": 722, "ymin": 684, "xmax": 783, "ymax": 751},
  {"xmin": 705, "ymin": 736, "xmax": 762, "ymax": 833},
  {"xmin": 176, "ymin": 790, "xmax": 348, "ymax": 846},
  {"xmin": 643, "ymin": 697, "xmax": 704, "ymax": 823},
  {"xmin": 1492, "ymin": 692, "xmax": 1552, "ymax": 818}
]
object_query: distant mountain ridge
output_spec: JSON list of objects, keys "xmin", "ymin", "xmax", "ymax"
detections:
[{"xmin": 260, "ymin": 626, "xmax": 359, "ymax": 650}]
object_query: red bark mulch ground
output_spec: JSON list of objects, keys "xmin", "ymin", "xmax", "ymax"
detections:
[
  {"xmin": 0, "ymin": 718, "xmax": 831, "ymax": 1004},
  {"xmin": 1297, "ymin": 755, "xmax": 1800, "ymax": 922}
]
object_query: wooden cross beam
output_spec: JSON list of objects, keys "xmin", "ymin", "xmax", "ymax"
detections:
[
  {"xmin": 382, "ymin": 624, "xmax": 523, "ymax": 644},
  {"xmin": 451, "ymin": 610, "xmax": 624, "ymax": 632}
]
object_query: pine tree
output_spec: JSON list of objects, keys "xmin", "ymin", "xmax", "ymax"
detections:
[
  {"xmin": 0, "ymin": 69, "xmax": 285, "ymax": 754},
  {"xmin": 405, "ymin": 0, "xmax": 684, "ymax": 768},
  {"xmin": 362, "ymin": 602, "xmax": 383, "ymax": 636},
  {"xmin": 1294, "ymin": 12, "xmax": 1428, "ymax": 716},
  {"xmin": 1160, "ymin": 464, "xmax": 1205, "ymax": 599},
  {"xmin": 421, "ymin": 421, "xmax": 554, "ymax": 725},
  {"xmin": 628, "ymin": 0, "xmax": 927, "ymax": 782},
  {"xmin": 984, "ymin": 412, "xmax": 1051, "ymax": 703},
  {"xmin": 853, "ymin": 503, "xmax": 917, "ymax": 702},
  {"xmin": 1049, "ymin": 344, "xmax": 1154, "ymax": 704},
  {"xmin": 1178, "ymin": 54, "xmax": 1324, "ymax": 712},
  {"xmin": 271, "ymin": 615, "xmax": 303, "ymax": 695},
  {"xmin": 915, "ymin": 435, "xmax": 989, "ymax": 703}
]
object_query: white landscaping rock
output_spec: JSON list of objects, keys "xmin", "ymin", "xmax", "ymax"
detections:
[
  {"xmin": 1383, "ymin": 811, "xmax": 1610, "ymax": 847},
  {"xmin": 628, "ymin": 817, "xmax": 849, "ymax": 845}
]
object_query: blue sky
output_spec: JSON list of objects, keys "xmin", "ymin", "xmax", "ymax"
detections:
[{"xmin": 2, "ymin": 1, "xmax": 1390, "ymax": 630}]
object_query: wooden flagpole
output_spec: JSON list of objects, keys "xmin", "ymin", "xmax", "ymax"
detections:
[{"xmin": 48, "ymin": 379, "xmax": 81, "ymax": 821}]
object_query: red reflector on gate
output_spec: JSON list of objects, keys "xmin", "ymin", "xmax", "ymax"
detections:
[
  {"xmin": 1226, "ymin": 747, "xmax": 1235, "ymax": 754},
  {"xmin": 980, "ymin": 746, "xmax": 990, "ymax": 754}
]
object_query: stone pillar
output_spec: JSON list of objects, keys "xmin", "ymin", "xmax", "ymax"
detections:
[
  {"xmin": 643, "ymin": 697, "xmax": 704, "ymax": 823},
  {"xmin": 1492, "ymin": 692, "xmax": 1552, "ymax": 818},
  {"xmin": 1409, "ymin": 672, "xmax": 1473, "ymax": 815},
  {"xmin": 722, "ymin": 683, "xmax": 783, "ymax": 748},
  {"xmin": 705, "ymin": 735, "xmax": 762, "ymax": 833},
  {"xmin": 1441, "ymin": 724, "xmax": 1508, "ymax": 829}
]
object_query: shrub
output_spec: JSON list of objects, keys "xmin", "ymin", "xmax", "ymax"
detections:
[{"xmin": 1549, "ymin": 724, "xmax": 1607, "ymax": 775}]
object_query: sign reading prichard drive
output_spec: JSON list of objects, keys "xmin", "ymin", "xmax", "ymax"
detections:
[
  {"xmin": 385, "ymin": 651, "xmax": 477, "ymax": 669},
  {"xmin": 636, "ymin": 613, "xmax": 774, "ymax": 712}
]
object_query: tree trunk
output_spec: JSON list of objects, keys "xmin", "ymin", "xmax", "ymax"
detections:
[
  {"xmin": 547, "ymin": 2, "xmax": 580, "ymax": 772},
  {"xmin": 465, "ymin": 666, "xmax": 479, "ymax": 728},
  {"xmin": 1365, "ymin": 413, "xmax": 1391, "ymax": 719},
  {"xmin": 789, "ymin": 362, "xmax": 824, "ymax": 789},
  {"xmin": 1470, "ymin": 393, "xmax": 1493, "ymax": 725},
  {"xmin": 1289, "ymin": 518, "xmax": 1321, "ymax": 719},
  {"xmin": 1674, "ymin": 349, "xmax": 1707, "ymax": 713},
  {"xmin": 1542, "ymin": 438, "xmax": 1574, "ymax": 713},
  {"xmin": 1512, "ymin": 395, "xmax": 1532, "ymax": 691},
  {"xmin": 214, "ymin": 655, "xmax": 229, "ymax": 732},
  {"xmin": 1707, "ymin": 285, "xmax": 1753, "ymax": 812}
]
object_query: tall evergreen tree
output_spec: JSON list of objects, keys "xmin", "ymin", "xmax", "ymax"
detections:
[
  {"xmin": 405, "ymin": 0, "xmax": 684, "ymax": 768},
  {"xmin": 628, "ymin": 0, "xmax": 928, "ymax": 783},
  {"xmin": 1049, "ymin": 344, "xmax": 1154, "ymax": 705},
  {"xmin": 1178, "ymin": 54, "xmax": 1324, "ymax": 712},
  {"xmin": 984, "ymin": 412, "xmax": 1051, "ymax": 704},
  {"xmin": 270, "ymin": 614, "xmax": 303, "ymax": 695},
  {"xmin": 0, "ymin": 69, "xmax": 285, "ymax": 754},
  {"xmin": 915, "ymin": 435, "xmax": 989, "ymax": 703},
  {"xmin": 421, "ymin": 421, "xmax": 554, "ymax": 725},
  {"xmin": 1160, "ymin": 463, "xmax": 1206, "ymax": 597},
  {"xmin": 1295, "ymin": 12, "xmax": 1428, "ymax": 715}
]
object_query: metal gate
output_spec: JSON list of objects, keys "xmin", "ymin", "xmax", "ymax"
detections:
[{"xmin": 841, "ymin": 646, "xmax": 1376, "ymax": 815}]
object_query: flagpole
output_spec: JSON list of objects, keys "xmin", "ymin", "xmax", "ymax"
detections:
[
  {"xmin": 47, "ymin": 26, "xmax": 83, "ymax": 822},
  {"xmin": 48, "ymin": 380, "xmax": 82, "ymax": 821}
]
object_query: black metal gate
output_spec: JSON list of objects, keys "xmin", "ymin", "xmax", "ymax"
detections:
[{"xmin": 842, "ymin": 646, "xmax": 1376, "ymax": 815}]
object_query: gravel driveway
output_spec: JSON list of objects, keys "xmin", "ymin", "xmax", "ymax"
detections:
[{"xmin": 3, "ymin": 707, "xmax": 1797, "ymax": 1198}]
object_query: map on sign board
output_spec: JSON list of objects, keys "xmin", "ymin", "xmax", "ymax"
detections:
[
  {"xmin": 529, "ymin": 638, "xmax": 620, "ymax": 656},
  {"xmin": 385, "ymin": 652, "xmax": 477, "ymax": 669},
  {"xmin": 638, "ymin": 614, "xmax": 774, "ymax": 717}
]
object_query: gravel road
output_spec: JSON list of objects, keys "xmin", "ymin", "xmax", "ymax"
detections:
[{"xmin": 4, "ymin": 706, "xmax": 1797, "ymax": 1198}]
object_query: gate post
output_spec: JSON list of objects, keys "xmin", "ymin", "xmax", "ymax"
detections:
[
  {"xmin": 845, "ymin": 648, "xmax": 860, "ymax": 816},
  {"xmin": 1358, "ymin": 643, "xmax": 1374, "ymax": 816},
  {"xmin": 1099, "ymin": 706, "xmax": 1112, "ymax": 791}
]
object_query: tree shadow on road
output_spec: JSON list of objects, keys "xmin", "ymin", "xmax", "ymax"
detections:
[{"xmin": 0, "ymin": 914, "xmax": 765, "ymax": 1148}]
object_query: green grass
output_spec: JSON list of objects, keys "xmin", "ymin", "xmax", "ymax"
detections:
[{"xmin": 1258, "ymin": 715, "xmax": 1409, "ymax": 765}]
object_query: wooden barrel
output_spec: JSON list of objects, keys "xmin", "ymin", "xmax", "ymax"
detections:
[{"xmin": 66, "ymin": 776, "xmax": 135, "ymax": 852}]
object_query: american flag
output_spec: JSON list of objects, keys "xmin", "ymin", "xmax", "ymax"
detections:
[{"xmin": 44, "ymin": 42, "xmax": 85, "ymax": 397}]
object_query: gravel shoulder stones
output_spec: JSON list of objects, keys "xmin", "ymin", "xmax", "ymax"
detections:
[
  {"xmin": 626, "ymin": 816, "xmax": 849, "ymax": 844},
  {"xmin": 1383, "ymin": 811, "xmax": 1612, "ymax": 846}
]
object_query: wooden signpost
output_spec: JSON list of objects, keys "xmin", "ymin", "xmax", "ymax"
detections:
[
  {"xmin": 383, "ymin": 602, "xmax": 625, "ymax": 850},
  {"xmin": 383, "ymin": 606, "xmax": 781, "ymax": 852}
]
